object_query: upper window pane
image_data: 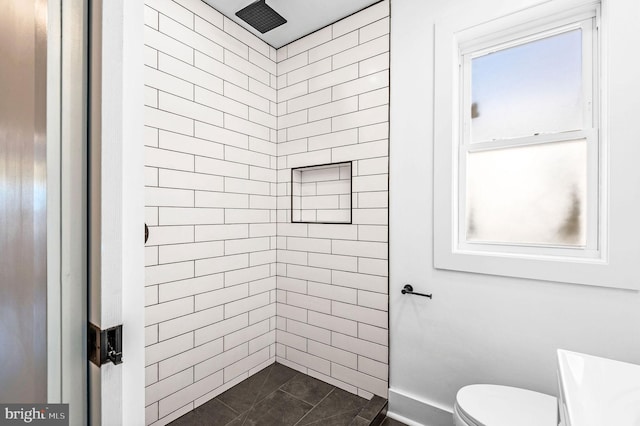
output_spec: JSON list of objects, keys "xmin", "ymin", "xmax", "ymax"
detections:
[{"xmin": 471, "ymin": 29, "xmax": 583, "ymax": 142}]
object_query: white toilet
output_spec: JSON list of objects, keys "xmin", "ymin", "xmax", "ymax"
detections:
[{"xmin": 453, "ymin": 384, "xmax": 557, "ymax": 426}]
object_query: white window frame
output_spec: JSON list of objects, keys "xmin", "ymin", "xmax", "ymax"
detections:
[
  {"xmin": 457, "ymin": 12, "xmax": 600, "ymax": 259},
  {"xmin": 434, "ymin": 0, "xmax": 640, "ymax": 290}
]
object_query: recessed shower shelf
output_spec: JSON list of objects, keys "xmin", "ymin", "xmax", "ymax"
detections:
[{"xmin": 291, "ymin": 161, "xmax": 353, "ymax": 224}]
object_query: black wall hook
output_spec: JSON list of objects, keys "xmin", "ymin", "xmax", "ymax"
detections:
[{"xmin": 401, "ymin": 284, "xmax": 432, "ymax": 299}]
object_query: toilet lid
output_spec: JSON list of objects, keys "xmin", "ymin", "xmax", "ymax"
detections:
[{"xmin": 455, "ymin": 384, "xmax": 557, "ymax": 426}]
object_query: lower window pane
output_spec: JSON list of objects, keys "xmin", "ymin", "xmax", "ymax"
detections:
[{"xmin": 466, "ymin": 139, "xmax": 587, "ymax": 246}]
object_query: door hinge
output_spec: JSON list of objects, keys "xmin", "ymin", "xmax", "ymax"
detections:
[{"xmin": 88, "ymin": 323, "xmax": 123, "ymax": 367}]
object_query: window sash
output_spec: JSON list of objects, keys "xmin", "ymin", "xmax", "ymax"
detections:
[
  {"xmin": 461, "ymin": 17, "xmax": 596, "ymax": 145},
  {"xmin": 455, "ymin": 12, "xmax": 600, "ymax": 258},
  {"xmin": 457, "ymin": 130, "xmax": 600, "ymax": 257}
]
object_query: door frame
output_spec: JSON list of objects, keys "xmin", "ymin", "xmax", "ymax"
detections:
[
  {"xmin": 47, "ymin": 0, "xmax": 89, "ymax": 421},
  {"xmin": 47, "ymin": 1, "xmax": 145, "ymax": 424},
  {"xmin": 87, "ymin": 0, "xmax": 145, "ymax": 424}
]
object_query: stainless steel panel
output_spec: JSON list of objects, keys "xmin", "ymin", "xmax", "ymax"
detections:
[{"xmin": 0, "ymin": 0, "xmax": 48, "ymax": 403}]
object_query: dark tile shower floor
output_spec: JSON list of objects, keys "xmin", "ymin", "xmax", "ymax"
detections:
[{"xmin": 169, "ymin": 362, "xmax": 406, "ymax": 426}]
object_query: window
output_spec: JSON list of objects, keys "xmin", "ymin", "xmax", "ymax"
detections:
[
  {"xmin": 458, "ymin": 15, "xmax": 599, "ymax": 257},
  {"xmin": 430, "ymin": 1, "xmax": 640, "ymax": 289}
]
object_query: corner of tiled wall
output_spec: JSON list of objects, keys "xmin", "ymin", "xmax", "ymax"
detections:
[
  {"xmin": 143, "ymin": 0, "xmax": 278, "ymax": 424},
  {"xmin": 143, "ymin": 0, "xmax": 389, "ymax": 423},
  {"xmin": 274, "ymin": 0, "xmax": 390, "ymax": 400}
]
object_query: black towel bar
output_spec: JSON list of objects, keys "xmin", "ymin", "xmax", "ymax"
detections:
[{"xmin": 401, "ymin": 284, "xmax": 432, "ymax": 299}]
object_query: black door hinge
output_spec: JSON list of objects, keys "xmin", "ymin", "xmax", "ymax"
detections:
[{"xmin": 88, "ymin": 323, "xmax": 123, "ymax": 367}]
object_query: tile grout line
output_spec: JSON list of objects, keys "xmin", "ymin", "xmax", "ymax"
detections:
[
  {"xmin": 238, "ymin": 363, "xmax": 278, "ymax": 426},
  {"xmin": 215, "ymin": 396, "xmax": 241, "ymax": 415},
  {"xmin": 292, "ymin": 387, "xmax": 338, "ymax": 426},
  {"xmin": 278, "ymin": 387, "xmax": 322, "ymax": 408}
]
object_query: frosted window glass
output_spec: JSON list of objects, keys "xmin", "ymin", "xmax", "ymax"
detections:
[
  {"xmin": 466, "ymin": 139, "xmax": 587, "ymax": 246},
  {"xmin": 471, "ymin": 29, "xmax": 583, "ymax": 142}
]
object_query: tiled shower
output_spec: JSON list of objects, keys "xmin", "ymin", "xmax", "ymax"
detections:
[{"xmin": 143, "ymin": 0, "xmax": 390, "ymax": 424}]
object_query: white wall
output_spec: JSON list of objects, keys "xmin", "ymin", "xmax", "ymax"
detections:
[
  {"xmin": 143, "ymin": 1, "xmax": 278, "ymax": 424},
  {"xmin": 389, "ymin": 0, "xmax": 640, "ymax": 424},
  {"xmin": 275, "ymin": 0, "xmax": 390, "ymax": 399}
]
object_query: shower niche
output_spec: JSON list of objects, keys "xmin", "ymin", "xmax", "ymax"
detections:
[{"xmin": 291, "ymin": 161, "xmax": 353, "ymax": 224}]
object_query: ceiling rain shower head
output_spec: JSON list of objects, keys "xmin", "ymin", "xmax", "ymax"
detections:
[{"xmin": 235, "ymin": 0, "xmax": 287, "ymax": 34}]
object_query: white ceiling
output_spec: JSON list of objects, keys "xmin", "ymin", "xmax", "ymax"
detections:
[{"xmin": 202, "ymin": 0, "xmax": 381, "ymax": 49}]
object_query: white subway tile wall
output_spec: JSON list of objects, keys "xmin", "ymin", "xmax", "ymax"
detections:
[
  {"xmin": 145, "ymin": 0, "xmax": 389, "ymax": 423},
  {"xmin": 144, "ymin": 0, "xmax": 277, "ymax": 424},
  {"xmin": 276, "ymin": 0, "xmax": 389, "ymax": 400}
]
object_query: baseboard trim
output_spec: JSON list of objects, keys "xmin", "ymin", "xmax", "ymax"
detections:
[{"xmin": 387, "ymin": 388, "xmax": 454, "ymax": 426}]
